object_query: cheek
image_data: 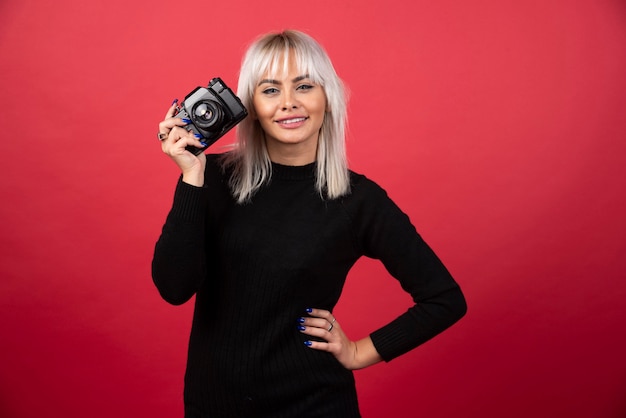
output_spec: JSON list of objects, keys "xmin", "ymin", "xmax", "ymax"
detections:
[
  {"xmin": 314, "ymin": 93, "xmax": 328, "ymax": 114},
  {"xmin": 252, "ymin": 100, "xmax": 272, "ymax": 121},
  {"xmin": 253, "ymin": 105, "xmax": 274, "ymax": 130}
]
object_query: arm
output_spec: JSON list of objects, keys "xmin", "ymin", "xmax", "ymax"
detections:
[
  {"xmin": 151, "ymin": 101, "xmax": 213, "ymax": 305},
  {"xmin": 359, "ymin": 180, "xmax": 467, "ymax": 361},
  {"xmin": 151, "ymin": 179, "xmax": 209, "ymax": 305},
  {"xmin": 301, "ymin": 176, "xmax": 466, "ymax": 367}
]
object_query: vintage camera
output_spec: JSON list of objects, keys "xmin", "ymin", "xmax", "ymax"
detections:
[{"xmin": 174, "ymin": 77, "xmax": 248, "ymax": 155}]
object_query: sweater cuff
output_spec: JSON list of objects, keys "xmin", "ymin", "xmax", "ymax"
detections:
[
  {"xmin": 370, "ymin": 313, "xmax": 418, "ymax": 362},
  {"xmin": 168, "ymin": 177, "xmax": 209, "ymax": 223}
]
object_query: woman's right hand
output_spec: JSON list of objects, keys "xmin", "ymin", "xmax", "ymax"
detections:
[{"xmin": 158, "ymin": 100, "xmax": 208, "ymax": 187}]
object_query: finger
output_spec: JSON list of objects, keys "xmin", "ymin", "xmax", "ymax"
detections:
[
  {"xmin": 163, "ymin": 127, "xmax": 206, "ymax": 153},
  {"xmin": 158, "ymin": 99, "xmax": 189, "ymax": 138},
  {"xmin": 299, "ymin": 316, "xmax": 335, "ymax": 331},
  {"xmin": 303, "ymin": 339, "xmax": 333, "ymax": 351},
  {"xmin": 164, "ymin": 98, "xmax": 179, "ymax": 119},
  {"xmin": 301, "ymin": 323, "xmax": 350, "ymax": 356},
  {"xmin": 305, "ymin": 308, "xmax": 337, "ymax": 326},
  {"xmin": 298, "ymin": 322, "xmax": 333, "ymax": 338},
  {"xmin": 158, "ymin": 116, "xmax": 190, "ymax": 136}
]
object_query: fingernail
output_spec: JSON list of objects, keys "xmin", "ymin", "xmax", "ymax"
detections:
[
  {"xmin": 194, "ymin": 133, "xmax": 203, "ymax": 139},
  {"xmin": 306, "ymin": 308, "xmax": 312, "ymax": 313},
  {"xmin": 171, "ymin": 98, "xmax": 179, "ymax": 106},
  {"xmin": 200, "ymin": 141, "xmax": 208, "ymax": 147},
  {"xmin": 182, "ymin": 118, "xmax": 192, "ymax": 124},
  {"xmin": 298, "ymin": 317, "xmax": 305, "ymax": 323},
  {"xmin": 304, "ymin": 341, "xmax": 312, "ymax": 347},
  {"xmin": 297, "ymin": 325, "xmax": 306, "ymax": 331}
]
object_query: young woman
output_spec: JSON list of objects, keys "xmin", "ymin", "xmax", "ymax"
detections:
[{"xmin": 153, "ymin": 30, "xmax": 466, "ymax": 418}]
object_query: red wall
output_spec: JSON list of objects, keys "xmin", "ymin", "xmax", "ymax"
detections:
[{"xmin": 1, "ymin": 1, "xmax": 625, "ymax": 417}]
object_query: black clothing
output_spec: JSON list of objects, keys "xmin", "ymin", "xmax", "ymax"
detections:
[{"xmin": 152, "ymin": 154, "xmax": 466, "ymax": 417}]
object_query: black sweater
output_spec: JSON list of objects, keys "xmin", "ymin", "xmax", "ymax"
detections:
[{"xmin": 152, "ymin": 154, "xmax": 466, "ymax": 418}]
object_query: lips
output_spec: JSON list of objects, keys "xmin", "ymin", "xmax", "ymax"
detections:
[{"xmin": 276, "ymin": 117, "xmax": 308, "ymax": 125}]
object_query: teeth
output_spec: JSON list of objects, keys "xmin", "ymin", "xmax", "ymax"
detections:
[{"xmin": 279, "ymin": 117, "xmax": 306, "ymax": 124}]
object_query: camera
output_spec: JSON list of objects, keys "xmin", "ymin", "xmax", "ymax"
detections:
[{"xmin": 174, "ymin": 77, "xmax": 248, "ymax": 155}]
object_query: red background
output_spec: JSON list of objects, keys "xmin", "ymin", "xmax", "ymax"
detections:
[{"xmin": 1, "ymin": 1, "xmax": 625, "ymax": 417}]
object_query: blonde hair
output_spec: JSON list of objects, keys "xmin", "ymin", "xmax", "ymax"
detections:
[{"xmin": 222, "ymin": 30, "xmax": 350, "ymax": 203}]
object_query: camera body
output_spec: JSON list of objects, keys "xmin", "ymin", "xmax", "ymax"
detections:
[{"xmin": 174, "ymin": 77, "xmax": 248, "ymax": 155}]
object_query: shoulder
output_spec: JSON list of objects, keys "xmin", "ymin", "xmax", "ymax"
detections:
[
  {"xmin": 205, "ymin": 153, "xmax": 225, "ymax": 175},
  {"xmin": 204, "ymin": 152, "xmax": 235, "ymax": 178},
  {"xmin": 345, "ymin": 169, "xmax": 391, "ymax": 203},
  {"xmin": 203, "ymin": 153, "xmax": 232, "ymax": 193},
  {"xmin": 340, "ymin": 170, "xmax": 417, "ymax": 256},
  {"xmin": 337, "ymin": 169, "xmax": 403, "ymax": 223},
  {"xmin": 342, "ymin": 169, "xmax": 417, "ymax": 224}
]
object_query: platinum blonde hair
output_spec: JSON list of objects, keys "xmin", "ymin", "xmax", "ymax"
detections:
[{"xmin": 222, "ymin": 30, "xmax": 350, "ymax": 203}]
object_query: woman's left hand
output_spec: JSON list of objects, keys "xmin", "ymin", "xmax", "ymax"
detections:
[{"xmin": 298, "ymin": 308, "xmax": 383, "ymax": 370}]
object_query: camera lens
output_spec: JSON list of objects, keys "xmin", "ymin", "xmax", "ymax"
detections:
[{"xmin": 192, "ymin": 100, "xmax": 223, "ymax": 129}]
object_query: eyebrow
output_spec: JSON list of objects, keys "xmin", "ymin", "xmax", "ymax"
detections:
[{"xmin": 258, "ymin": 74, "xmax": 310, "ymax": 86}]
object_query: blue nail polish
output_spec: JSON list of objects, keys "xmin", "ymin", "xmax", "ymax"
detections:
[
  {"xmin": 304, "ymin": 341, "xmax": 312, "ymax": 347},
  {"xmin": 193, "ymin": 133, "xmax": 202, "ymax": 138},
  {"xmin": 298, "ymin": 317, "xmax": 305, "ymax": 323},
  {"xmin": 298, "ymin": 325, "xmax": 306, "ymax": 331},
  {"xmin": 306, "ymin": 308, "xmax": 312, "ymax": 313},
  {"xmin": 200, "ymin": 141, "xmax": 208, "ymax": 147},
  {"xmin": 171, "ymin": 98, "xmax": 179, "ymax": 106},
  {"xmin": 182, "ymin": 118, "xmax": 191, "ymax": 124}
]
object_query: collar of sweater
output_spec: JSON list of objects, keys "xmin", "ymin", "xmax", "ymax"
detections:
[{"xmin": 271, "ymin": 161, "xmax": 316, "ymax": 181}]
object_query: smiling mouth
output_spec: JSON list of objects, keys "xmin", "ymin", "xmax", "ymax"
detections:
[{"xmin": 277, "ymin": 117, "xmax": 308, "ymax": 125}]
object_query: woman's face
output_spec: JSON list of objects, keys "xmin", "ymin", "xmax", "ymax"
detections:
[{"xmin": 253, "ymin": 54, "xmax": 327, "ymax": 163}]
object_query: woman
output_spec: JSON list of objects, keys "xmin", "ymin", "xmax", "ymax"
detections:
[{"xmin": 152, "ymin": 30, "xmax": 466, "ymax": 418}]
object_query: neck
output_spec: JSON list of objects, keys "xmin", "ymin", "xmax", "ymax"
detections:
[{"xmin": 266, "ymin": 141, "xmax": 317, "ymax": 166}]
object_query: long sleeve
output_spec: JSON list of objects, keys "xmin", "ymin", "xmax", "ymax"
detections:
[
  {"xmin": 150, "ymin": 159, "xmax": 464, "ymax": 416},
  {"xmin": 151, "ymin": 178, "xmax": 210, "ymax": 305},
  {"xmin": 344, "ymin": 174, "xmax": 467, "ymax": 362}
]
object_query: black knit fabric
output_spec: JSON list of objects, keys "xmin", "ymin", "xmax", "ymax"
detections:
[{"xmin": 152, "ymin": 154, "xmax": 466, "ymax": 418}]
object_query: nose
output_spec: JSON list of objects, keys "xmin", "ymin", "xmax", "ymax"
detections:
[{"xmin": 281, "ymin": 90, "xmax": 299, "ymax": 110}]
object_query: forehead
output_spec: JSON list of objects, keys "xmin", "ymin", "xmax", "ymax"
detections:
[{"xmin": 256, "ymin": 48, "xmax": 319, "ymax": 83}]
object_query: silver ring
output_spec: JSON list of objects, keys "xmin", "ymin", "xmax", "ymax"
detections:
[
  {"xmin": 157, "ymin": 132, "xmax": 168, "ymax": 141},
  {"xmin": 330, "ymin": 317, "xmax": 336, "ymax": 325},
  {"xmin": 327, "ymin": 323, "xmax": 334, "ymax": 332}
]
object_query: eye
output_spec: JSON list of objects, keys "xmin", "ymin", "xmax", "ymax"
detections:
[
  {"xmin": 262, "ymin": 87, "xmax": 279, "ymax": 95},
  {"xmin": 297, "ymin": 84, "xmax": 314, "ymax": 91}
]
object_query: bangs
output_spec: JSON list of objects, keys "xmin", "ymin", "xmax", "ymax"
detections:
[
  {"xmin": 249, "ymin": 40, "xmax": 326, "ymax": 89},
  {"xmin": 230, "ymin": 30, "xmax": 349, "ymax": 203}
]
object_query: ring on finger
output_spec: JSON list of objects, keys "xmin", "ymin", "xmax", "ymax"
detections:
[
  {"xmin": 327, "ymin": 323, "xmax": 334, "ymax": 332},
  {"xmin": 157, "ymin": 132, "xmax": 168, "ymax": 141}
]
